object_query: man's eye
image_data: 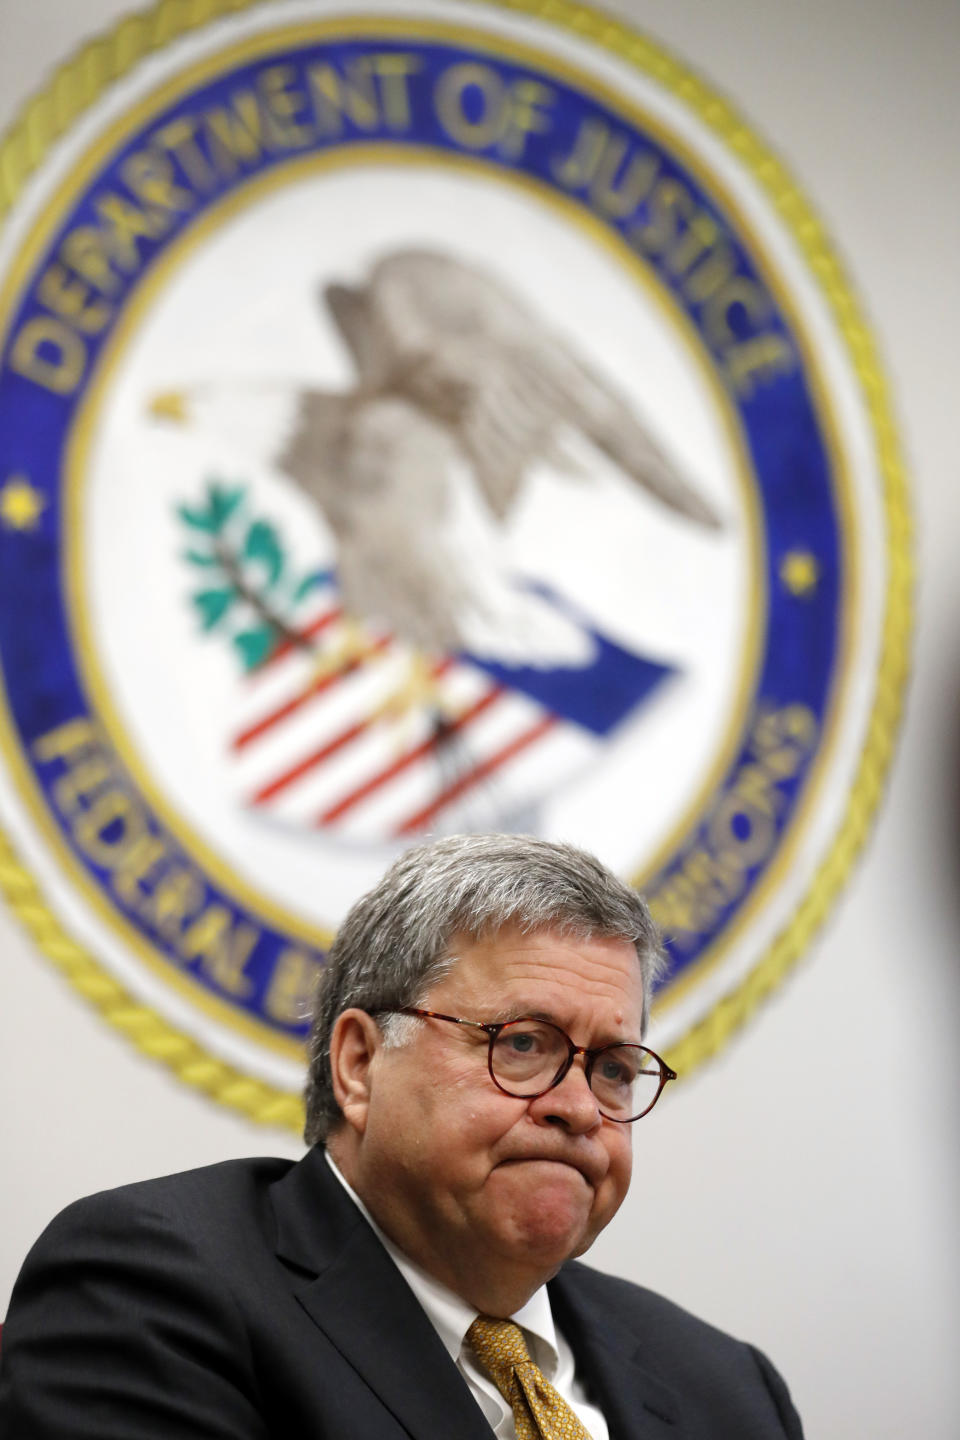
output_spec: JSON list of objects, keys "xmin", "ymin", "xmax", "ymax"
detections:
[{"xmin": 506, "ymin": 1032, "xmax": 537, "ymax": 1053}]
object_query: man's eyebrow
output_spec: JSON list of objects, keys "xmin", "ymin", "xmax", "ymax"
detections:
[
  {"xmin": 485, "ymin": 1005, "xmax": 554, "ymax": 1024},
  {"xmin": 485, "ymin": 1007, "xmax": 641, "ymax": 1045}
]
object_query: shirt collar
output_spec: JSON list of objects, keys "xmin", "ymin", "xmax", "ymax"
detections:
[{"xmin": 323, "ymin": 1150, "xmax": 560, "ymax": 1374}]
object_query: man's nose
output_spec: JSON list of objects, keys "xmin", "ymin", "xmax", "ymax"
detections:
[{"xmin": 528, "ymin": 1055, "xmax": 602, "ymax": 1132}]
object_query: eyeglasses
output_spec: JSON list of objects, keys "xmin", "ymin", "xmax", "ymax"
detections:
[{"xmin": 374, "ymin": 1007, "xmax": 676, "ymax": 1122}]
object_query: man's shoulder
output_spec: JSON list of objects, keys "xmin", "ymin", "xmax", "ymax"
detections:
[
  {"xmin": 60, "ymin": 1153, "xmax": 294, "ymax": 1210},
  {"xmin": 35, "ymin": 1155, "xmax": 297, "ymax": 1255},
  {"xmin": 556, "ymin": 1258, "xmax": 750, "ymax": 1350},
  {"xmin": 555, "ymin": 1260, "xmax": 804, "ymax": 1437}
]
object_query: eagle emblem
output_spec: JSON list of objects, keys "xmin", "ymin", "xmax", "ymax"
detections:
[{"xmin": 152, "ymin": 248, "xmax": 722, "ymax": 839}]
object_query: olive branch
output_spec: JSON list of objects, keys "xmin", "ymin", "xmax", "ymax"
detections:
[{"xmin": 177, "ymin": 480, "xmax": 328, "ymax": 670}]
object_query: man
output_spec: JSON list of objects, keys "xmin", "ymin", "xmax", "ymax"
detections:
[{"xmin": 0, "ymin": 834, "xmax": 804, "ymax": 1437}]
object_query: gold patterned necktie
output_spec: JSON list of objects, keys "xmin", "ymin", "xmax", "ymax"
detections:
[{"xmin": 467, "ymin": 1316, "xmax": 594, "ymax": 1440}]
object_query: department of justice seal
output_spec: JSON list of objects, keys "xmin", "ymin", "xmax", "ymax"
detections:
[{"xmin": 0, "ymin": 0, "xmax": 911, "ymax": 1128}]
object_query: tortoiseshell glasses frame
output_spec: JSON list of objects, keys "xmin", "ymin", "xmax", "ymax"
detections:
[{"xmin": 372, "ymin": 1006, "xmax": 676, "ymax": 1121}]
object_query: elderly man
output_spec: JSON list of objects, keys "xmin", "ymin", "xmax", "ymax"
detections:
[{"xmin": 0, "ymin": 835, "xmax": 804, "ymax": 1437}]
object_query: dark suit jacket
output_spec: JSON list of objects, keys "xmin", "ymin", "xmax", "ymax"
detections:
[{"xmin": 0, "ymin": 1146, "xmax": 803, "ymax": 1438}]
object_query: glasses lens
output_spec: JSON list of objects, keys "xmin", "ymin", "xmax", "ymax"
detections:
[
  {"xmin": 490, "ymin": 1019, "xmax": 569, "ymax": 1096},
  {"xmin": 590, "ymin": 1045, "xmax": 662, "ymax": 1119},
  {"xmin": 490, "ymin": 1024, "xmax": 665, "ymax": 1119}
]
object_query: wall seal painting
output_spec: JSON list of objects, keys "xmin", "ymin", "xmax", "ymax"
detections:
[{"xmin": 0, "ymin": 0, "xmax": 911, "ymax": 1127}]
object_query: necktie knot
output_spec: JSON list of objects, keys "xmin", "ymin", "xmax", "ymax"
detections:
[
  {"xmin": 467, "ymin": 1316, "xmax": 593, "ymax": 1440},
  {"xmin": 469, "ymin": 1317, "xmax": 535, "ymax": 1391}
]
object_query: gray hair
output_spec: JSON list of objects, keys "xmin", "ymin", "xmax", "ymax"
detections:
[{"xmin": 303, "ymin": 833, "xmax": 666, "ymax": 1144}]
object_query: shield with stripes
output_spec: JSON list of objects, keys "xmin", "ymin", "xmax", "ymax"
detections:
[{"xmin": 228, "ymin": 575, "xmax": 674, "ymax": 842}]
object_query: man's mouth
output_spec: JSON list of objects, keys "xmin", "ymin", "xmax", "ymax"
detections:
[{"xmin": 498, "ymin": 1156, "xmax": 594, "ymax": 1184}]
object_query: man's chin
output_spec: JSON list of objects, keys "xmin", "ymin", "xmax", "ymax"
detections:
[{"xmin": 491, "ymin": 1161, "xmax": 597, "ymax": 1259}]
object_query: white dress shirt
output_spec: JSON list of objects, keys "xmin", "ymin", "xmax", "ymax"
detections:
[{"xmin": 325, "ymin": 1153, "xmax": 609, "ymax": 1439}]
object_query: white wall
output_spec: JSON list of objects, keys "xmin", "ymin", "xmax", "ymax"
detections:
[{"xmin": 1, "ymin": 3, "xmax": 958, "ymax": 1436}]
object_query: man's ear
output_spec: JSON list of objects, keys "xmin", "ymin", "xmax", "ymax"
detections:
[{"xmin": 329, "ymin": 1009, "xmax": 384, "ymax": 1136}]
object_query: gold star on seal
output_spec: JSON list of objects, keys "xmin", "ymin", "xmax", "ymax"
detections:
[
  {"xmin": 0, "ymin": 474, "xmax": 46, "ymax": 531},
  {"xmin": 779, "ymin": 549, "xmax": 819, "ymax": 597}
]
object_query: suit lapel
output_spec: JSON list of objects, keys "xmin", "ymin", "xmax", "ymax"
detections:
[
  {"xmin": 550, "ymin": 1266, "xmax": 683, "ymax": 1440},
  {"xmin": 270, "ymin": 1149, "xmax": 681, "ymax": 1440},
  {"xmin": 270, "ymin": 1148, "xmax": 492, "ymax": 1440}
]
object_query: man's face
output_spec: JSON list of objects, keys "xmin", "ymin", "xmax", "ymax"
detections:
[{"xmin": 346, "ymin": 925, "xmax": 643, "ymax": 1304}]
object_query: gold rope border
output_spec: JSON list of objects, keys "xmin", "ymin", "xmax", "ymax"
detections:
[
  {"xmin": 0, "ymin": 827, "xmax": 304, "ymax": 1129},
  {"xmin": 0, "ymin": 0, "xmax": 912, "ymax": 1127}
]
